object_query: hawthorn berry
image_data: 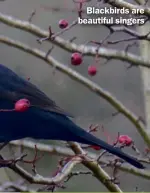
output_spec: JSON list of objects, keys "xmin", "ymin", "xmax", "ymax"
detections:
[
  {"xmin": 118, "ymin": 135, "xmax": 132, "ymax": 146},
  {"xmin": 88, "ymin": 65, "xmax": 97, "ymax": 76},
  {"xmin": 71, "ymin": 52, "xmax": 83, "ymax": 65},
  {"xmin": 15, "ymin": 99, "xmax": 30, "ymax": 112},
  {"xmin": 91, "ymin": 145, "xmax": 101, "ymax": 150},
  {"xmin": 59, "ymin": 19, "xmax": 68, "ymax": 29}
]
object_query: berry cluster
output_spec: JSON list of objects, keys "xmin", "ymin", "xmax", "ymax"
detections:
[{"xmin": 58, "ymin": 19, "xmax": 97, "ymax": 76}]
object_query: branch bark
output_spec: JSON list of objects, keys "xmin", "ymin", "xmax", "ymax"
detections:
[
  {"xmin": 10, "ymin": 140, "xmax": 150, "ymax": 180},
  {"xmin": 9, "ymin": 156, "xmax": 82, "ymax": 185},
  {"xmin": 137, "ymin": 1, "xmax": 150, "ymax": 135},
  {"xmin": 0, "ymin": 12, "xmax": 150, "ymax": 68}
]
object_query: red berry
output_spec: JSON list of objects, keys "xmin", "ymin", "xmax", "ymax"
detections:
[
  {"xmin": 59, "ymin": 19, "xmax": 68, "ymax": 29},
  {"xmin": 15, "ymin": 99, "xmax": 30, "ymax": 112},
  {"xmin": 71, "ymin": 53, "xmax": 82, "ymax": 65},
  {"xmin": 88, "ymin": 65, "xmax": 97, "ymax": 76},
  {"xmin": 91, "ymin": 145, "xmax": 101, "ymax": 150},
  {"xmin": 118, "ymin": 135, "xmax": 132, "ymax": 146}
]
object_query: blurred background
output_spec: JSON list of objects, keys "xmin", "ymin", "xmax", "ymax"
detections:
[{"xmin": 0, "ymin": 0, "xmax": 148, "ymax": 191}]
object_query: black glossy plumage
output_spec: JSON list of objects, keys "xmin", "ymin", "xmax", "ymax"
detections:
[{"xmin": 0, "ymin": 64, "xmax": 145, "ymax": 169}]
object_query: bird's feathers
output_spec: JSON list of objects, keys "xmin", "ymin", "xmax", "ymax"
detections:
[
  {"xmin": 0, "ymin": 64, "xmax": 145, "ymax": 169},
  {"xmin": 0, "ymin": 64, "xmax": 73, "ymax": 117}
]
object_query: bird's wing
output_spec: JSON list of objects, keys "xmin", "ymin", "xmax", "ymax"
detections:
[{"xmin": 0, "ymin": 64, "xmax": 73, "ymax": 117}]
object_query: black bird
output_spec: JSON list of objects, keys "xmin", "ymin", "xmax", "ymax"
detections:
[{"xmin": 0, "ymin": 63, "xmax": 144, "ymax": 169}]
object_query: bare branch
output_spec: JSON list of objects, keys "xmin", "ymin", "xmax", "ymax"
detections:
[
  {"xmin": 107, "ymin": 0, "xmax": 150, "ymax": 17},
  {"xmin": 0, "ymin": 12, "xmax": 150, "ymax": 68},
  {"xmin": 37, "ymin": 19, "xmax": 78, "ymax": 43},
  {"xmin": 8, "ymin": 156, "xmax": 82, "ymax": 185},
  {"xmin": 68, "ymin": 142, "xmax": 123, "ymax": 192},
  {"xmin": 64, "ymin": 171, "xmax": 92, "ymax": 182},
  {"xmin": 0, "ymin": 181, "xmax": 33, "ymax": 192},
  {"xmin": 10, "ymin": 140, "xmax": 150, "ymax": 180}
]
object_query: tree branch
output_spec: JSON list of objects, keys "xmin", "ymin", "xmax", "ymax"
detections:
[
  {"xmin": 0, "ymin": 12, "xmax": 150, "ymax": 68},
  {"xmin": 8, "ymin": 141, "xmax": 123, "ymax": 192},
  {"xmin": 10, "ymin": 140, "xmax": 150, "ymax": 180},
  {"xmin": 108, "ymin": 0, "xmax": 150, "ymax": 17},
  {"xmin": 8, "ymin": 156, "xmax": 82, "ymax": 185},
  {"xmin": 0, "ymin": 181, "xmax": 33, "ymax": 192},
  {"xmin": 68, "ymin": 142, "xmax": 122, "ymax": 192}
]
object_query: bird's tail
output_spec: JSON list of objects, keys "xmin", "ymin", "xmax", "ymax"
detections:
[
  {"xmin": 28, "ymin": 111, "xmax": 144, "ymax": 169},
  {"xmin": 70, "ymin": 126, "xmax": 145, "ymax": 169}
]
